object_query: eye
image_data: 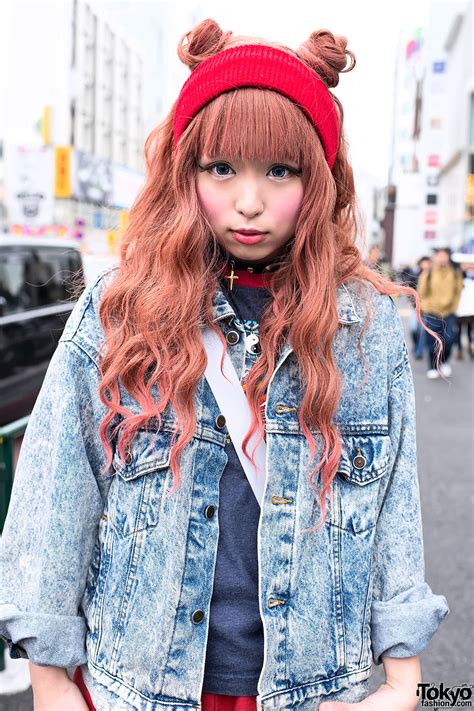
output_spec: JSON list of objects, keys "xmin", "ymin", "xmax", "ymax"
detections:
[
  {"xmin": 199, "ymin": 162, "xmax": 234, "ymax": 177},
  {"xmin": 197, "ymin": 161, "xmax": 301, "ymax": 179},
  {"xmin": 269, "ymin": 165, "xmax": 300, "ymax": 179}
]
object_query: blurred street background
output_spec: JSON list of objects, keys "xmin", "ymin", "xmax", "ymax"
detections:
[{"xmin": 0, "ymin": 0, "xmax": 473, "ymax": 706}]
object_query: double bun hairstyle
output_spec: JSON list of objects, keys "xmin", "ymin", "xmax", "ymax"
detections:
[{"xmin": 92, "ymin": 19, "xmax": 440, "ymax": 532}]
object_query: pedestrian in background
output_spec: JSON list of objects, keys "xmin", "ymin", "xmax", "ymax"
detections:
[
  {"xmin": 417, "ymin": 247, "xmax": 464, "ymax": 379},
  {"xmin": 364, "ymin": 244, "xmax": 394, "ymax": 281},
  {"xmin": 409, "ymin": 256, "xmax": 432, "ymax": 360},
  {"xmin": 453, "ymin": 255, "xmax": 474, "ymax": 360}
]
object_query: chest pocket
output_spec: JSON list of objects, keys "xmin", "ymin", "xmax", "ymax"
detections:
[
  {"xmin": 330, "ymin": 432, "xmax": 391, "ymax": 534},
  {"xmin": 107, "ymin": 429, "xmax": 173, "ymax": 538}
]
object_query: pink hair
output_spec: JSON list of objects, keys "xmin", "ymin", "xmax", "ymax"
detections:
[{"xmin": 94, "ymin": 20, "xmax": 442, "ymax": 533}]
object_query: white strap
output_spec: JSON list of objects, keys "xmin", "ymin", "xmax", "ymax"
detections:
[{"xmin": 201, "ymin": 327, "xmax": 267, "ymax": 507}]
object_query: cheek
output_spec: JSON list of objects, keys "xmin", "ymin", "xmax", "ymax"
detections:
[
  {"xmin": 271, "ymin": 185, "xmax": 304, "ymax": 224},
  {"xmin": 196, "ymin": 183, "xmax": 225, "ymax": 221}
]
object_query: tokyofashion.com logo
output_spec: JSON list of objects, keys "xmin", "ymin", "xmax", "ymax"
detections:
[{"xmin": 416, "ymin": 683, "xmax": 473, "ymax": 707}]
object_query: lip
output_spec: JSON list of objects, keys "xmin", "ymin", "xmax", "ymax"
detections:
[
  {"xmin": 232, "ymin": 230, "xmax": 267, "ymax": 245},
  {"xmin": 234, "ymin": 228, "xmax": 266, "ymax": 235}
]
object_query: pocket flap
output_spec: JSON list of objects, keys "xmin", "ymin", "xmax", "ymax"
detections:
[
  {"xmin": 337, "ymin": 433, "xmax": 390, "ymax": 486},
  {"xmin": 112, "ymin": 429, "xmax": 173, "ymax": 481}
]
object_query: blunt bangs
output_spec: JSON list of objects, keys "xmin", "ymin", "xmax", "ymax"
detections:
[{"xmin": 188, "ymin": 87, "xmax": 322, "ymax": 169}]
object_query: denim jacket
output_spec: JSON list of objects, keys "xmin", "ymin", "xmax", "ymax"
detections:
[{"xmin": 0, "ymin": 266, "xmax": 449, "ymax": 711}]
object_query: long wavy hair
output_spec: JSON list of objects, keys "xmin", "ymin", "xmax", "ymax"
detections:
[{"xmin": 94, "ymin": 18, "xmax": 442, "ymax": 533}]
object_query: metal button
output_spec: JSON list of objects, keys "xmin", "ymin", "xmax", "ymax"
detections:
[
  {"xmin": 226, "ymin": 330, "xmax": 240, "ymax": 345},
  {"xmin": 191, "ymin": 609, "xmax": 205, "ymax": 624},
  {"xmin": 204, "ymin": 505, "xmax": 215, "ymax": 520},
  {"xmin": 124, "ymin": 448, "xmax": 132, "ymax": 464},
  {"xmin": 267, "ymin": 597, "xmax": 286, "ymax": 608},
  {"xmin": 215, "ymin": 414, "xmax": 226, "ymax": 429},
  {"xmin": 275, "ymin": 404, "xmax": 297, "ymax": 414},
  {"xmin": 353, "ymin": 448, "xmax": 366, "ymax": 470},
  {"xmin": 271, "ymin": 496, "xmax": 293, "ymax": 505}
]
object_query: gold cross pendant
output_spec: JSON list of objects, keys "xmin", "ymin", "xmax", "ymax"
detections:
[{"xmin": 225, "ymin": 262, "xmax": 239, "ymax": 291}]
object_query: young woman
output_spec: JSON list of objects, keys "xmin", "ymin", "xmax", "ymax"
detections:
[{"xmin": 0, "ymin": 18, "xmax": 449, "ymax": 711}]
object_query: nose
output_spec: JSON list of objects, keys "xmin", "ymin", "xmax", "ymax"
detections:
[{"xmin": 235, "ymin": 181, "xmax": 264, "ymax": 218}]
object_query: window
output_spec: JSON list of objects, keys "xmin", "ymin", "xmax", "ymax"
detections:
[{"xmin": 0, "ymin": 246, "xmax": 83, "ymax": 315}]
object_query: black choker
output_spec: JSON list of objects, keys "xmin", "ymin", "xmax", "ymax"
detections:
[
  {"xmin": 227, "ymin": 256, "xmax": 281, "ymax": 274},
  {"xmin": 216, "ymin": 243, "xmax": 291, "ymax": 281}
]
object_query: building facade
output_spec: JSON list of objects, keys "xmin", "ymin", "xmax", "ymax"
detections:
[
  {"xmin": 390, "ymin": 0, "xmax": 473, "ymax": 269},
  {"xmin": 0, "ymin": 0, "xmax": 148, "ymax": 252}
]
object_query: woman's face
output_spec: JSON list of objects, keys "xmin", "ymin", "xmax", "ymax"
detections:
[{"xmin": 196, "ymin": 154, "xmax": 304, "ymax": 263}]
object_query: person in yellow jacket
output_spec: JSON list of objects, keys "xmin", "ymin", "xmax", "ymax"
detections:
[{"xmin": 417, "ymin": 247, "xmax": 464, "ymax": 379}]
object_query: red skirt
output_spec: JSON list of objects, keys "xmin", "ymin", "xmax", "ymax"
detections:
[{"xmin": 72, "ymin": 667, "xmax": 257, "ymax": 711}]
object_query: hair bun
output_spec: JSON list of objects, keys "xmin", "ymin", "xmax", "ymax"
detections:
[
  {"xmin": 296, "ymin": 30, "xmax": 356, "ymax": 88},
  {"xmin": 177, "ymin": 18, "xmax": 233, "ymax": 71}
]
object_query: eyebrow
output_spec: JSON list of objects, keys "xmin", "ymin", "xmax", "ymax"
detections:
[{"xmin": 200, "ymin": 156, "xmax": 300, "ymax": 167}]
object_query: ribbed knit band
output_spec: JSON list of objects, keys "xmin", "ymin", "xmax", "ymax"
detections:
[{"xmin": 173, "ymin": 44, "xmax": 340, "ymax": 170}]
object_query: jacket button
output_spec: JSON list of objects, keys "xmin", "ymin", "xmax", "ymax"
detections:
[
  {"xmin": 353, "ymin": 448, "xmax": 366, "ymax": 470},
  {"xmin": 226, "ymin": 330, "xmax": 240, "ymax": 345},
  {"xmin": 124, "ymin": 448, "xmax": 132, "ymax": 464},
  {"xmin": 267, "ymin": 597, "xmax": 286, "ymax": 609},
  {"xmin": 191, "ymin": 609, "xmax": 205, "ymax": 624},
  {"xmin": 215, "ymin": 414, "xmax": 226, "ymax": 429},
  {"xmin": 204, "ymin": 505, "xmax": 215, "ymax": 519}
]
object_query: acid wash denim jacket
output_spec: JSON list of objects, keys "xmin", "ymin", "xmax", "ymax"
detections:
[{"xmin": 0, "ymin": 266, "xmax": 449, "ymax": 711}]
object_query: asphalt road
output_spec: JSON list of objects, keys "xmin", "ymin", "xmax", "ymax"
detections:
[{"xmin": 1, "ymin": 310, "xmax": 473, "ymax": 710}]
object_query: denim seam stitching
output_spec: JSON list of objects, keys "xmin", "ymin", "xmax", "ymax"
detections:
[
  {"xmin": 389, "ymin": 348, "xmax": 410, "ymax": 387},
  {"xmin": 87, "ymin": 659, "xmax": 198, "ymax": 706},
  {"xmin": 93, "ymin": 520, "xmax": 114, "ymax": 662},
  {"xmin": 160, "ymin": 442, "xmax": 199, "ymax": 694},
  {"xmin": 60, "ymin": 337, "xmax": 101, "ymax": 373},
  {"xmin": 110, "ymin": 516, "xmax": 145, "ymax": 672},
  {"xmin": 59, "ymin": 266, "xmax": 113, "ymax": 345},
  {"xmin": 284, "ymin": 451, "xmax": 299, "ymax": 682},
  {"xmin": 358, "ymin": 551, "xmax": 374, "ymax": 667},
  {"xmin": 259, "ymin": 665, "xmax": 372, "ymax": 701}
]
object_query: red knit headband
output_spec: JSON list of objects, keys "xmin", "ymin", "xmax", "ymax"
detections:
[{"xmin": 173, "ymin": 44, "xmax": 340, "ymax": 170}]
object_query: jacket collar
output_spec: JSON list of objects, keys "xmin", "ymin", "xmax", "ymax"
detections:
[{"xmin": 211, "ymin": 281, "xmax": 361, "ymax": 326}]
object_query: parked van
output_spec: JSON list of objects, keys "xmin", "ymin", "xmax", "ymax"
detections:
[{"xmin": 0, "ymin": 236, "xmax": 85, "ymax": 425}]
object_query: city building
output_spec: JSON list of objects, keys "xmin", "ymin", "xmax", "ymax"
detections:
[
  {"xmin": 425, "ymin": 0, "xmax": 473, "ymax": 250},
  {"xmin": 389, "ymin": 24, "xmax": 427, "ymax": 269},
  {"xmin": 0, "ymin": 0, "xmax": 202, "ymax": 255},
  {"xmin": 389, "ymin": 0, "xmax": 473, "ymax": 269}
]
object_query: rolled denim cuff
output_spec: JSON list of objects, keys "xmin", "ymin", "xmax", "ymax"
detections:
[
  {"xmin": 0, "ymin": 603, "xmax": 88, "ymax": 667},
  {"xmin": 370, "ymin": 582, "xmax": 450, "ymax": 666}
]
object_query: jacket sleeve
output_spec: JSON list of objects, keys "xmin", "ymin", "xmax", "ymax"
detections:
[
  {"xmin": 0, "ymin": 336, "xmax": 114, "ymax": 668},
  {"xmin": 369, "ymin": 315, "xmax": 450, "ymax": 665}
]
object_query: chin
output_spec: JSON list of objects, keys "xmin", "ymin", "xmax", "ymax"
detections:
[{"xmin": 224, "ymin": 242, "xmax": 281, "ymax": 263}]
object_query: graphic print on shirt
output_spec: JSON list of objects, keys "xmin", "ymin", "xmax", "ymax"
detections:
[{"xmin": 234, "ymin": 317, "xmax": 261, "ymax": 382}]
